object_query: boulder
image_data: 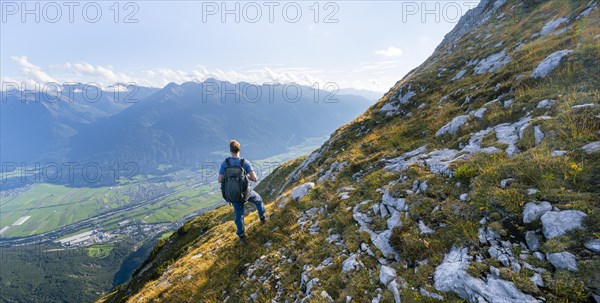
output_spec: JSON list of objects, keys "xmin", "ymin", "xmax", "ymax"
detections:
[
  {"xmin": 531, "ymin": 50, "xmax": 573, "ymax": 79},
  {"xmin": 522, "ymin": 201, "xmax": 552, "ymax": 224},
  {"xmin": 387, "ymin": 210, "xmax": 403, "ymax": 230},
  {"xmin": 495, "ymin": 116, "xmax": 531, "ymax": 157},
  {"xmin": 291, "ymin": 182, "xmax": 315, "ymax": 202},
  {"xmin": 452, "ymin": 69, "xmax": 467, "ymax": 81},
  {"xmin": 379, "ymin": 265, "xmax": 401, "ymax": 303},
  {"xmin": 581, "ymin": 141, "xmax": 600, "ymax": 154},
  {"xmin": 473, "ymin": 50, "xmax": 511, "ymax": 75},
  {"xmin": 387, "ymin": 280, "xmax": 402, "ymax": 303},
  {"xmin": 540, "ymin": 17, "xmax": 567, "ymax": 35},
  {"xmin": 534, "ymin": 126, "xmax": 544, "ymax": 145},
  {"xmin": 584, "ymin": 239, "xmax": 600, "ymax": 253},
  {"xmin": 525, "ymin": 231, "xmax": 541, "ymax": 251},
  {"xmin": 381, "ymin": 190, "xmax": 406, "ymax": 211},
  {"xmin": 435, "ymin": 115, "xmax": 470, "ymax": 136},
  {"xmin": 536, "ymin": 99, "xmax": 556, "ymax": 109},
  {"xmin": 341, "ymin": 254, "xmax": 361, "ymax": 273},
  {"xmin": 540, "ymin": 210, "xmax": 587, "ymax": 239},
  {"xmin": 572, "ymin": 103, "xmax": 597, "ymax": 110},
  {"xmin": 306, "ymin": 278, "xmax": 319, "ymax": 295},
  {"xmin": 531, "ymin": 273, "xmax": 544, "ymax": 287},
  {"xmin": 434, "ymin": 247, "xmax": 539, "ymax": 303},
  {"xmin": 379, "ymin": 265, "xmax": 397, "ymax": 286},
  {"xmin": 533, "ymin": 252, "xmax": 545, "ymax": 260},
  {"xmin": 380, "ymin": 102, "xmax": 399, "ymax": 112},
  {"xmin": 473, "ymin": 107, "xmax": 487, "ymax": 120},
  {"xmin": 371, "ymin": 230, "xmax": 399, "ymax": 260},
  {"xmin": 546, "ymin": 252, "xmax": 578, "ymax": 271}
]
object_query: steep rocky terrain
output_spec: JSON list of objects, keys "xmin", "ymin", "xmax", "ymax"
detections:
[{"xmin": 98, "ymin": 0, "xmax": 600, "ymax": 302}]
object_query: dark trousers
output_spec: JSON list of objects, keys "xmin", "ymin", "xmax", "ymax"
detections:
[{"xmin": 232, "ymin": 190, "xmax": 266, "ymax": 236}]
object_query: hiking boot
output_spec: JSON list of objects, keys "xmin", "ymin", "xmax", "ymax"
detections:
[
  {"xmin": 260, "ymin": 216, "xmax": 267, "ymax": 224},
  {"xmin": 239, "ymin": 234, "xmax": 247, "ymax": 244}
]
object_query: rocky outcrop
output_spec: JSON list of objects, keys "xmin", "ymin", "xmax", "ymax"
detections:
[
  {"xmin": 436, "ymin": 0, "xmax": 507, "ymax": 50},
  {"xmin": 435, "ymin": 115, "xmax": 470, "ymax": 136},
  {"xmin": 525, "ymin": 231, "xmax": 541, "ymax": 251},
  {"xmin": 523, "ymin": 201, "xmax": 552, "ymax": 224},
  {"xmin": 291, "ymin": 182, "xmax": 315, "ymax": 202},
  {"xmin": 473, "ymin": 50, "xmax": 512, "ymax": 75},
  {"xmin": 540, "ymin": 17, "xmax": 568, "ymax": 35},
  {"xmin": 585, "ymin": 239, "xmax": 600, "ymax": 253},
  {"xmin": 434, "ymin": 247, "xmax": 539, "ymax": 303},
  {"xmin": 547, "ymin": 252, "xmax": 578, "ymax": 271},
  {"xmin": 379, "ymin": 265, "xmax": 401, "ymax": 303},
  {"xmin": 540, "ymin": 210, "xmax": 587, "ymax": 239},
  {"xmin": 531, "ymin": 50, "xmax": 573, "ymax": 78},
  {"xmin": 581, "ymin": 141, "xmax": 600, "ymax": 154}
]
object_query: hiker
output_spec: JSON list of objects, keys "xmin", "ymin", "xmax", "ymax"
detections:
[{"xmin": 218, "ymin": 140, "xmax": 266, "ymax": 243}]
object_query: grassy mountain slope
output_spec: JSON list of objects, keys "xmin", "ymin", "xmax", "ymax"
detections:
[{"xmin": 98, "ymin": 1, "xmax": 600, "ymax": 302}]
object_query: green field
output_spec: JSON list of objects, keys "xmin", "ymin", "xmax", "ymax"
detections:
[
  {"xmin": 98, "ymin": 184, "xmax": 222, "ymax": 231},
  {"xmin": 87, "ymin": 243, "xmax": 115, "ymax": 258},
  {"xmin": 0, "ymin": 139, "xmax": 322, "ymax": 239},
  {"xmin": 0, "ymin": 184, "xmax": 125, "ymax": 237}
]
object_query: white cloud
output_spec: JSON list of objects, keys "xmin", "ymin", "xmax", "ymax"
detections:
[
  {"xmin": 64, "ymin": 62, "xmax": 135, "ymax": 85},
  {"xmin": 3, "ymin": 56, "xmax": 392, "ymax": 93},
  {"xmin": 375, "ymin": 46, "xmax": 403, "ymax": 57},
  {"xmin": 10, "ymin": 56, "xmax": 58, "ymax": 85},
  {"xmin": 141, "ymin": 66, "xmax": 325, "ymax": 88}
]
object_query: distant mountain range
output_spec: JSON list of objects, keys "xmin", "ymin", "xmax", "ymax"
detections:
[
  {"xmin": 0, "ymin": 83, "xmax": 158, "ymax": 165},
  {"xmin": 1, "ymin": 80, "xmax": 373, "ymax": 176},
  {"xmin": 338, "ymin": 88, "xmax": 383, "ymax": 101}
]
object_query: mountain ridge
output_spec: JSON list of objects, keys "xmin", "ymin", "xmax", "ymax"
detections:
[
  {"xmin": 68, "ymin": 80, "xmax": 373, "ymax": 172},
  {"xmin": 1, "ymin": 81, "xmax": 372, "ymax": 181},
  {"xmin": 98, "ymin": 0, "xmax": 600, "ymax": 302}
]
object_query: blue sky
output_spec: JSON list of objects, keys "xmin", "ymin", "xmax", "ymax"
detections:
[{"xmin": 1, "ymin": 1, "xmax": 480, "ymax": 92}]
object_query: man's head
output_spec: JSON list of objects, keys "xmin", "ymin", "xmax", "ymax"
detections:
[{"xmin": 229, "ymin": 140, "xmax": 241, "ymax": 155}]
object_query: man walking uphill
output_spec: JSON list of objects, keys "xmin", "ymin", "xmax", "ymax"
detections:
[{"xmin": 218, "ymin": 140, "xmax": 266, "ymax": 243}]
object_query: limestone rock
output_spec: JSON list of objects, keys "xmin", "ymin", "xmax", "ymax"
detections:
[
  {"xmin": 584, "ymin": 239, "xmax": 600, "ymax": 253},
  {"xmin": 434, "ymin": 247, "xmax": 539, "ymax": 303},
  {"xmin": 436, "ymin": 114, "xmax": 470, "ymax": 136},
  {"xmin": 525, "ymin": 231, "xmax": 541, "ymax": 251},
  {"xmin": 379, "ymin": 265, "xmax": 397, "ymax": 286},
  {"xmin": 342, "ymin": 254, "xmax": 361, "ymax": 273},
  {"xmin": 473, "ymin": 50, "xmax": 511, "ymax": 75},
  {"xmin": 536, "ymin": 99, "xmax": 556, "ymax": 109},
  {"xmin": 531, "ymin": 50, "xmax": 573, "ymax": 79},
  {"xmin": 540, "ymin": 210, "xmax": 587, "ymax": 239},
  {"xmin": 581, "ymin": 141, "xmax": 600, "ymax": 154},
  {"xmin": 523, "ymin": 201, "xmax": 552, "ymax": 224},
  {"xmin": 291, "ymin": 182, "xmax": 315, "ymax": 202},
  {"xmin": 547, "ymin": 251, "xmax": 578, "ymax": 271}
]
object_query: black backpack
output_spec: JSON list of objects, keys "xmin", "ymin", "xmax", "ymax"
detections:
[{"xmin": 221, "ymin": 157, "xmax": 249, "ymax": 203}]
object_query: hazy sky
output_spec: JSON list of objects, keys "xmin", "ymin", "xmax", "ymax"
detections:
[{"xmin": 1, "ymin": 1, "xmax": 480, "ymax": 92}]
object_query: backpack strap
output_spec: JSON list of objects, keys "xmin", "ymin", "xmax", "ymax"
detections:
[
  {"xmin": 225, "ymin": 157, "xmax": 231, "ymax": 167},
  {"xmin": 240, "ymin": 158, "xmax": 245, "ymax": 169}
]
